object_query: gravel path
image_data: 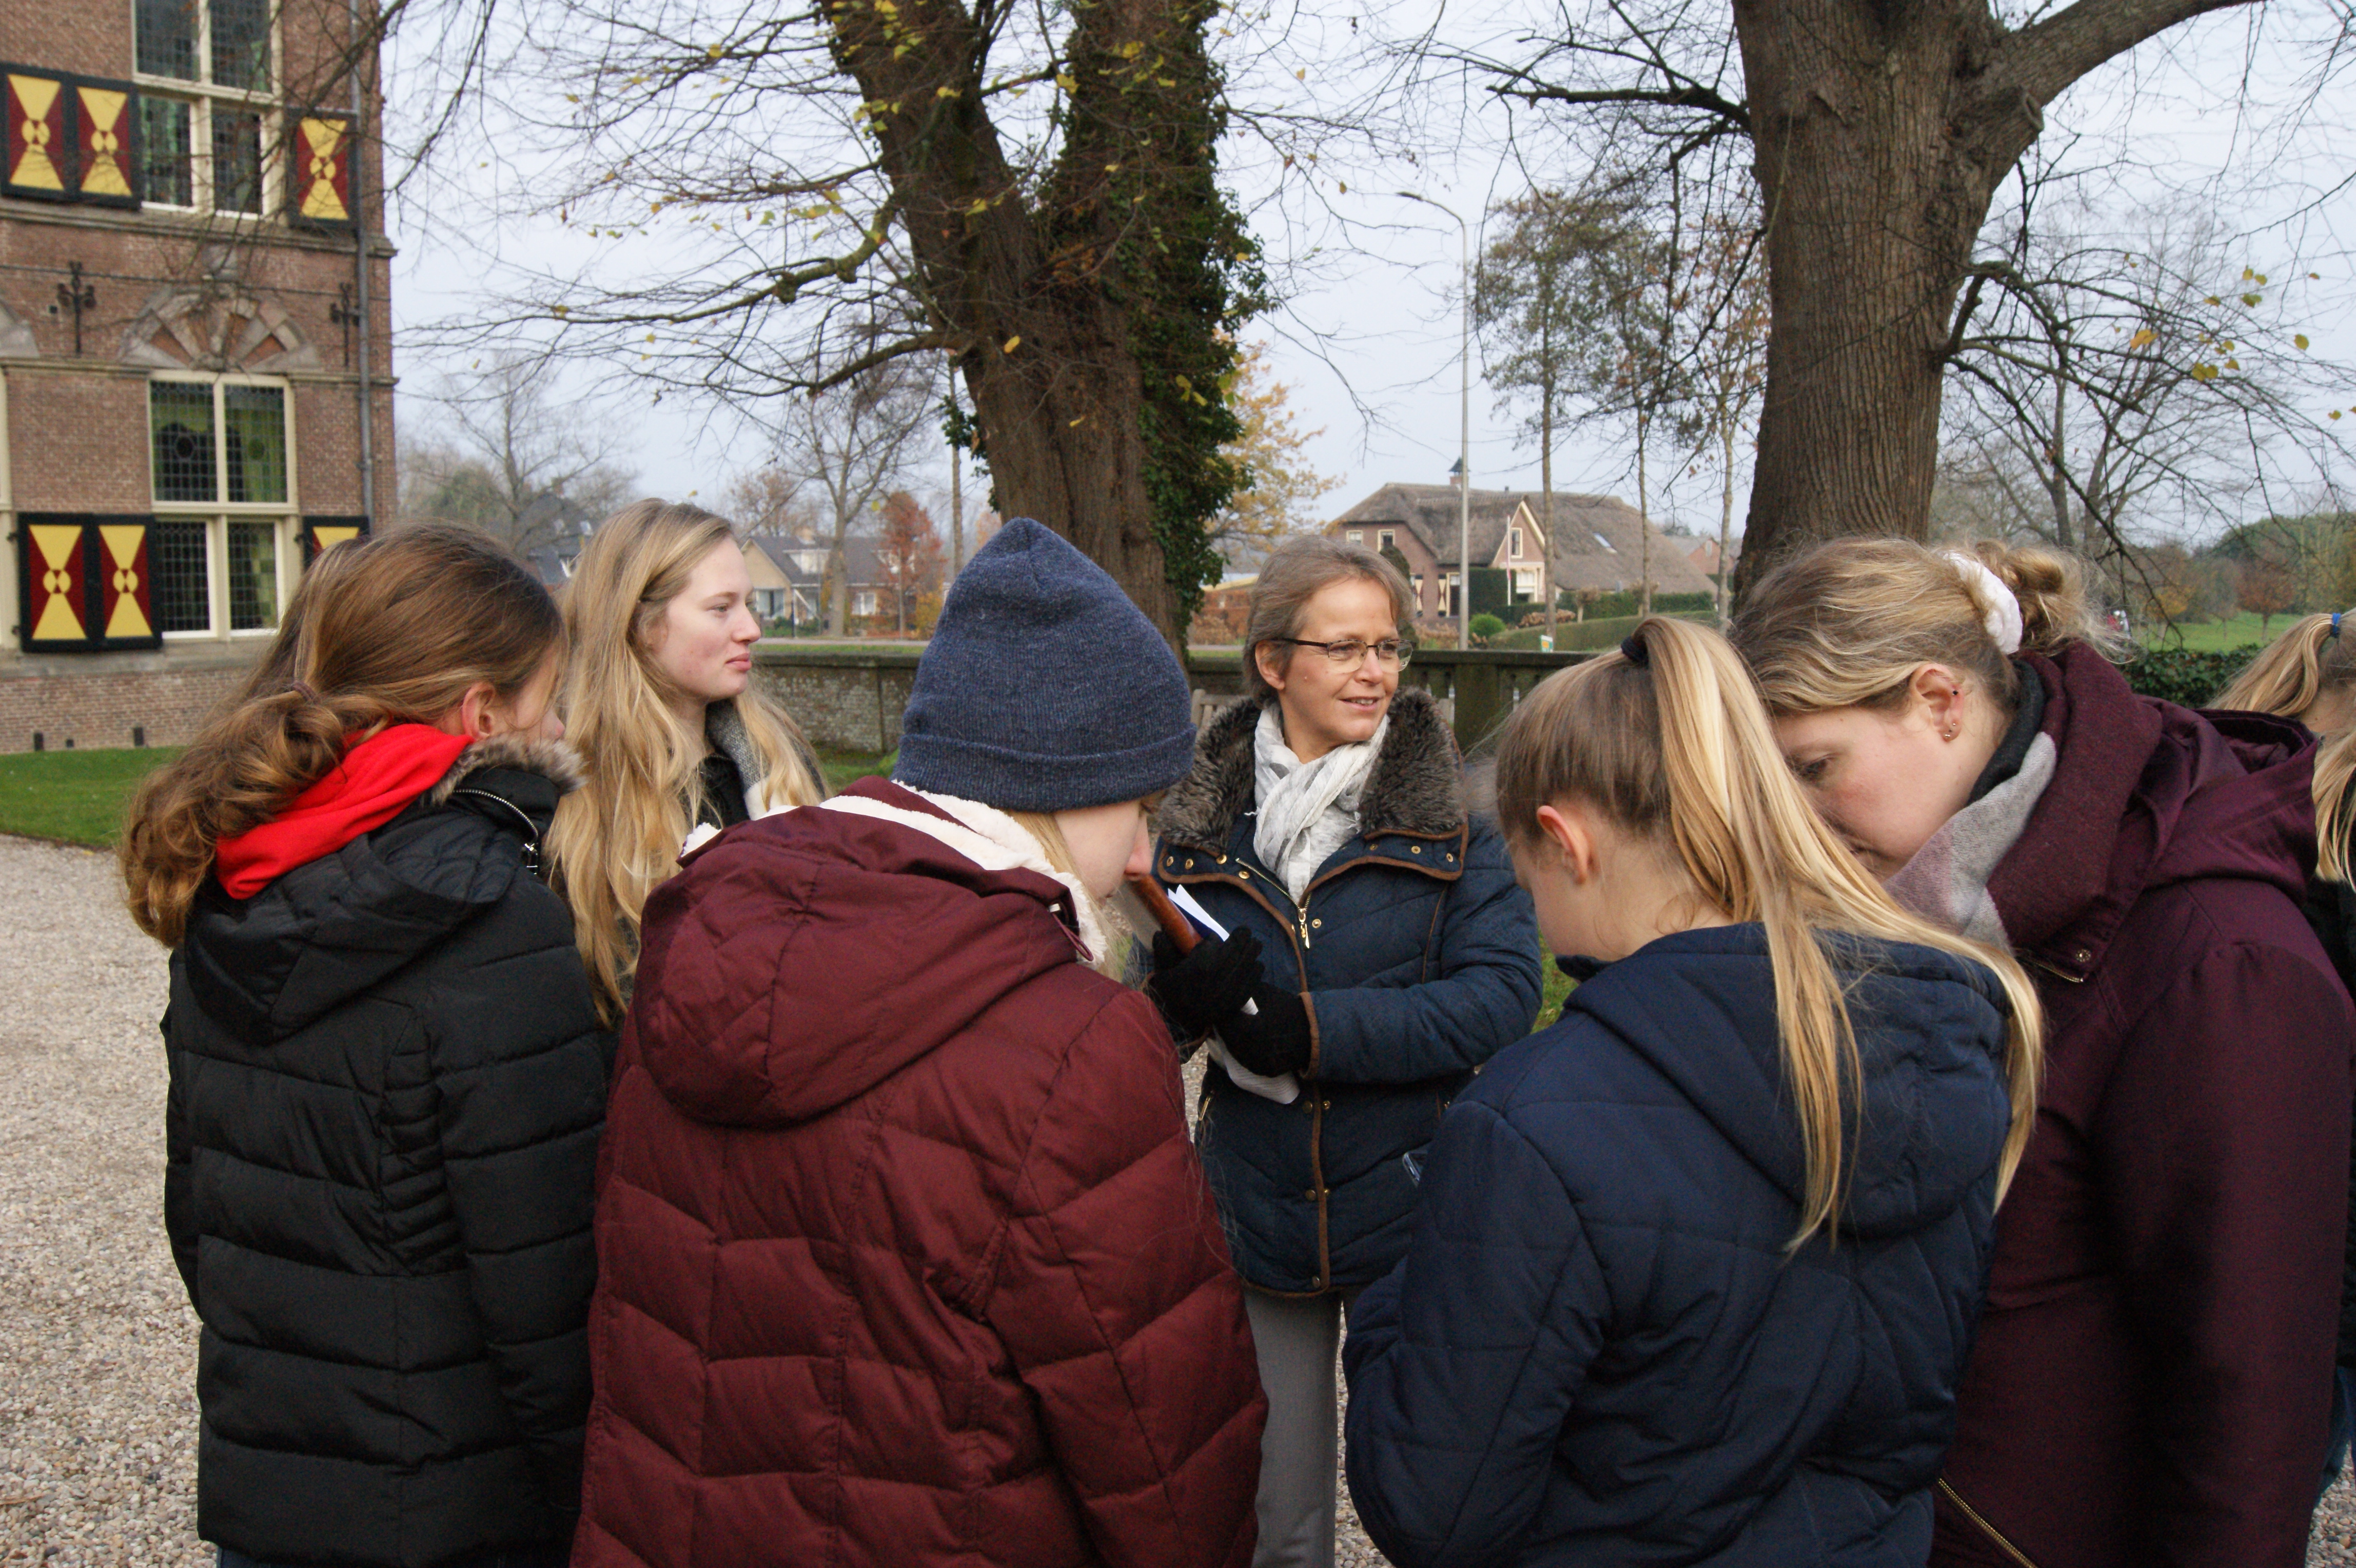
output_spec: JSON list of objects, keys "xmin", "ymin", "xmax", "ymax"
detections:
[
  {"xmin": 0, "ymin": 829, "xmax": 2349, "ymax": 1566},
  {"xmin": 0, "ymin": 838, "xmax": 201, "ymax": 1566}
]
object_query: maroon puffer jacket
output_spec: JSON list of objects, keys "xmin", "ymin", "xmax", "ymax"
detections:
[
  {"xmin": 572, "ymin": 778, "xmax": 1266, "ymax": 1568},
  {"xmin": 1932, "ymin": 646, "xmax": 2354, "ymax": 1568}
]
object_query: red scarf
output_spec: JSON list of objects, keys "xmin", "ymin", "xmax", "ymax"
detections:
[{"xmin": 214, "ymin": 724, "xmax": 474, "ymax": 898}]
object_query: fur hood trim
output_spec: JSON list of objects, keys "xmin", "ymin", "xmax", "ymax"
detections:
[
  {"xmin": 426, "ymin": 735, "xmax": 586, "ymax": 809},
  {"xmin": 1156, "ymin": 686, "xmax": 1462, "ymax": 851}
]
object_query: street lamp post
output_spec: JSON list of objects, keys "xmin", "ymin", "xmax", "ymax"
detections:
[{"xmin": 1397, "ymin": 191, "xmax": 1470, "ymax": 637}]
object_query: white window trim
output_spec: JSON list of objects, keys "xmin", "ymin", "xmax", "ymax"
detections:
[
  {"xmin": 131, "ymin": 0, "xmax": 285, "ymax": 219},
  {"xmin": 148, "ymin": 371, "xmax": 297, "ymax": 641},
  {"xmin": 1509, "ymin": 527, "xmax": 1523, "ymax": 558}
]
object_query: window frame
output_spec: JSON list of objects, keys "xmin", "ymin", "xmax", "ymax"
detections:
[
  {"xmin": 129, "ymin": 0, "xmax": 282, "ymax": 218},
  {"xmin": 147, "ymin": 371, "xmax": 297, "ymax": 641}
]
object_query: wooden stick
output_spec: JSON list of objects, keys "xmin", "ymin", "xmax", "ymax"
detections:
[{"xmin": 1129, "ymin": 875, "xmax": 1199, "ymax": 952}]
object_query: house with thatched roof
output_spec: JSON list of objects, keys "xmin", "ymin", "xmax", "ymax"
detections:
[{"xmin": 1325, "ymin": 482, "xmax": 1716, "ymax": 623}]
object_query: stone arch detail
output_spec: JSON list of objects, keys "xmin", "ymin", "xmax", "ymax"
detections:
[{"xmin": 122, "ymin": 287, "xmax": 321, "ymax": 373}]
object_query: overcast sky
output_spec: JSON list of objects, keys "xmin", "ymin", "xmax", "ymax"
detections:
[{"xmin": 383, "ymin": 0, "xmax": 2356, "ymax": 545}]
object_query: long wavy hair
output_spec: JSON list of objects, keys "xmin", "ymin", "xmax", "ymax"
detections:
[
  {"xmin": 2214, "ymin": 613, "xmax": 2356, "ymax": 881},
  {"xmin": 1493, "ymin": 617, "xmax": 2044, "ymax": 1244},
  {"xmin": 120, "ymin": 524, "xmax": 563, "ymax": 947},
  {"xmin": 548, "ymin": 499, "xmax": 824, "ymax": 1021}
]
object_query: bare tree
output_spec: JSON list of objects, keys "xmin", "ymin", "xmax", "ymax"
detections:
[
  {"xmin": 1942, "ymin": 187, "xmax": 2353, "ymax": 566},
  {"xmin": 772, "ymin": 356, "xmax": 940, "ymax": 635},
  {"xmin": 394, "ymin": 0, "xmax": 1293, "ymax": 646},
  {"xmin": 1454, "ymin": 0, "xmax": 2346, "ymax": 592},
  {"xmin": 402, "ymin": 356, "xmax": 637, "ymax": 556}
]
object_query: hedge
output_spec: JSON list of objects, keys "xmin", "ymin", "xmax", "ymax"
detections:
[{"xmin": 2118, "ymin": 645, "xmax": 2264, "ymax": 708}]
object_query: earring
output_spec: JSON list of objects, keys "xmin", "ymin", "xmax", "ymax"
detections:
[{"xmin": 1942, "ymin": 723, "xmax": 1958, "ymax": 740}]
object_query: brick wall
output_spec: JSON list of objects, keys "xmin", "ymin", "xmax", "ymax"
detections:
[{"xmin": 0, "ymin": 647, "xmax": 258, "ymax": 751}]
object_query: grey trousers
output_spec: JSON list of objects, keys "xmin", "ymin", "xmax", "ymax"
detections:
[{"xmin": 1244, "ymin": 1284, "xmax": 1359, "ymax": 1568}]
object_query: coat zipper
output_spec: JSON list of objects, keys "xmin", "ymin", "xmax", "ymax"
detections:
[{"xmin": 1936, "ymin": 1479, "xmax": 2043, "ymax": 1568}]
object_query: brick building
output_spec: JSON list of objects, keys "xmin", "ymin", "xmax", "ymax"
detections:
[
  {"xmin": 1329, "ymin": 481, "xmax": 1716, "ymax": 631},
  {"xmin": 0, "ymin": 0, "xmax": 389, "ymax": 751}
]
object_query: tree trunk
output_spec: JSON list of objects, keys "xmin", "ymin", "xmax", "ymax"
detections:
[
  {"xmin": 1718, "ymin": 418, "xmax": 1736, "ymax": 625},
  {"xmin": 1727, "ymin": 0, "xmax": 2249, "ymax": 597},
  {"xmin": 825, "ymin": 0, "xmax": 1215, "ymax": 652}
]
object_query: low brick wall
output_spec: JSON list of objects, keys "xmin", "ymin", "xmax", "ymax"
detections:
[
  {"xmin": 753, "ymin": 642, "xmax": 1591, "ymax": 755},
  {"xmin": 0, "ymin": 647, "xmax": 261, "ymax": 752}
]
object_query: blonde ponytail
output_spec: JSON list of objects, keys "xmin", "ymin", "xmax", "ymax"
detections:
[{"xmin": 1494, "ymin": 618, "xmax": 2044, "ymax": 1240}]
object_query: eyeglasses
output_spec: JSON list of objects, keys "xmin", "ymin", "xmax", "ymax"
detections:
[{"xmin": 1271, "ymin": 636, "xmax": 1415, "ymax": 669}]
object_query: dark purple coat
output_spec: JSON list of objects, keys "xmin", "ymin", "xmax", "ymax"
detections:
[{"xmin": 1932, "ymin": 645, "xmax": 2354, "ymax": 1568}]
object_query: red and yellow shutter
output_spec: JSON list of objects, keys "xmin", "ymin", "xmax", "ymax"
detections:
[
  {"xmin": 20, "ymin": 517, "xmax": 92, "ymax": 651},
  {"xmin": 71, "ymin": 79, "xmax": 136, "ymax": 207},
  {"xmin": 95, "ymin": 519, "xmax": 159, "ymax": 648},
  {"xmin": 289, "ymin": 114, "xmax": 355, "ymax": 229},
  {"xmin": 3, "ymin": 67, "xmax": 71, "ymax": 201},
  {"xmin": 301, "ymin": 516, "xmax": 369, "ymax": 564}
]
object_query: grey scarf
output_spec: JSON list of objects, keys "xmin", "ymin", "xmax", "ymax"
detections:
[
  {"xmin": 1881, "ymin": 734, "xmax": 2057, "ymax": 945},
  {"xmin": 1252, "ymin": 704, "xmax": 1387, "ymax": 903}
]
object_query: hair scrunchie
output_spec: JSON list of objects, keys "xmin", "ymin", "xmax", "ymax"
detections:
[
  {"xmin": 1940, "ymin": 551, "xmax": 2024, "ymax": 656},
  {"xmin": 1619, "ymin": 634, "xmax": 1650, "ymax": 668},
  {"xmin": 288, "ymin": 680, "xmax": 320, "ymax": 704}
]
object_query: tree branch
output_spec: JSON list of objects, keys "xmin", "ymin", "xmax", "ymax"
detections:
[{"xmin": 1996, "ymin": 0, "xmax": 2263, "ymax": 114}]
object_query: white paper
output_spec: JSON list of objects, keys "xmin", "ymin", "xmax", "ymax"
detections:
[{"xmin": 1166, "ymin": 886, "xmax": 1299, "ymax": 1105}]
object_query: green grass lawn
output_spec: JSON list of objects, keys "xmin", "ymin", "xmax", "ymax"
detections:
[
  {"xmin": 819, "ymin": 748, "xmax": 896, "ymax": 794},
  {"xmin": 0, "ymin": 744, "xmax": 899, "ymax": 851},
  {"xmin": 2145, "ymin": 611, "xmax": 2287, "ymax": 654},
  {"xmin": 0, "ymin": 746, "xmax": 179, "ymax": 848}
]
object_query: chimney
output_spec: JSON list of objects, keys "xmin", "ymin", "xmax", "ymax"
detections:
[{"xmin": 1447, "ymin": 457, "xmax": 1464, "ymax": 489}]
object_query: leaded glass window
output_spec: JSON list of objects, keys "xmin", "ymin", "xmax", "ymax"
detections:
[
  {"xmin": 227, "ymin": 522, "xmax": 277, "ymax": 630},
  {"xmin": 223, "ymin": 386, "xmax": 286, "ymax": 504},
  {"xmin": 209, "ymin": 0, "xmax": 270, "ymax": 90},
  {"xmin": 137, "ymin": 0, "xmax": 199, "ymax": 81},
  {"xmin": 139, "ymin": 97, "xmax": 193, "ymax": 207},
  {"xmin": 150, "ymin": 521, "xmax": 211, "ymax": 633},
  {"xmin": 151, "ymin": 383, "xmax": 215, "ymax": 503},
  {"xmin": 211, "ymin": 110, "xmax": 262, "ymax": 215}
]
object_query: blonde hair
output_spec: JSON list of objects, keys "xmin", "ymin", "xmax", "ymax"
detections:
[
  {"xmin": 1246, "ymin": 536, "xmax": 1415, "ymax": 702},
  {"xmin": 548, "ymin": 499, "xmax": 826, "ymax": 1020},
  {"xmin": 2213, "ymin": 613, "xmax": 2356, "ymax": 882},
  {"xmin": 1732, "ymin": 537, "xmax": 2109, "ymax": 718},
  {"xmin": 1493, "ymin": 617, "xmax": 2044, "ymax": 1243},
  {"xmin": 122, "ymin": 525, "xmax": 562, "ymax": 947}
]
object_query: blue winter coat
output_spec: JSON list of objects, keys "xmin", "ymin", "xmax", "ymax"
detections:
[
  {"xmin": 1152, "ymin": 689, "xmax": 1542, "ymax": 1295},
  {"xmin": 1342, "ymin": 924, "xmax": 2015, "ymax": 1568}
]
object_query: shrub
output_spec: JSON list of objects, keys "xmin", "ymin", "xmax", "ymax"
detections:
[
  {"xmin": 1469, "ymin": 613, "xmax": 1507, "ymax": 641},
  {"xmin": 2118, "ymin": 645, "xmax": 2264, "ymax": 707}
]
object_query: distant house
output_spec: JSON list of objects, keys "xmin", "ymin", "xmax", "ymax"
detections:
[
  {"xmin": 742, "ymin": 533, "xmax": 889, "ymax": 626},
  {"xmin": 1326, "ymin": 482, "xmax": 1716, "ymax": 623},
  {"xmin": 1686, "ymin": 535, "xmax": 1738, "ymax": 587}
]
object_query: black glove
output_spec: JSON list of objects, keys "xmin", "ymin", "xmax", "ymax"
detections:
[
  {"xmin": 1218, "ymin": 985, "xmax": 1313, "ymax": 1079},
  {"xmin": 1146, "ymin": 929, "xmax": 1264, "ymax": 1042}
]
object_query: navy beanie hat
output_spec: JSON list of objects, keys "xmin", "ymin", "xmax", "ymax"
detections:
[{"xmin": 895, "ymin": 517, "xmax": 1197, "ymax": 812}]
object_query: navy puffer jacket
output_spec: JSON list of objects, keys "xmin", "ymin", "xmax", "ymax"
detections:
[
  {"xmin": 1153, "ymin": 689, "xmax": 1541, "ymax": 1295},
  {"xmin": 1343, "ymin": 925, "xmax": 2015, "ymax": 1568}
]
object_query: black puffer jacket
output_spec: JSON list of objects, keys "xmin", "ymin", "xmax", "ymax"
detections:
[{"xmin": 163, "ymin": 737, "xmax": 611, "ymax": 1567}]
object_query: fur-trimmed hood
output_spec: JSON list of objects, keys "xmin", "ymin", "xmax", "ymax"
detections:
[
  {"xmin": 1156, "ymin": 685, "xmax": 1464, "ymax": 853},
  {"xmin": 427, "ymin": 733, "xmax": 585, "ymax": 809}
]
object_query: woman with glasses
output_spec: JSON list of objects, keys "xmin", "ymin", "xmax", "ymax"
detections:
[{"xmin": 1149, "ymin": 534, "xmax": 1542, "ymax": 1568}]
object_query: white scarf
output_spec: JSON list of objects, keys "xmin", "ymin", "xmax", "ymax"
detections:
[
  {"xmin": 1881, "ymin": 734, "xmax": 2057, "ymax": 946},
  {"xmin": 1253, "ymin": 704, "xmax": 1387, "ymax": 903}
]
